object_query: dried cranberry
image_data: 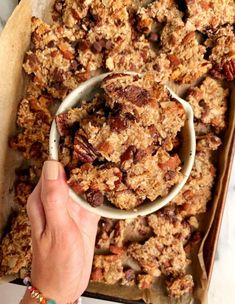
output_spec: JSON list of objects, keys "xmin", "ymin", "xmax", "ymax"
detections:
[
  {"xmin": 86, "ymin": 189, "xmax": 104, "ymax": 207},
  {"xmin": 54, "ymin": 0, "xmax": 63, "ymax": 14},
  {"xmin": 105, "ymin": 40, "xmax": 113, "ymax": 50},
  {"xmin": 77, "ymin": 39, "xmax": 90, "ymax": 51},
  {"xmin": 124, "ymin": 268, "xmax": 135, "ymax": 281},
  {"xmin": 91, "ymin": 40, "xmax": 103, "ymax": 53},
  {"xmin": 70, "ymin": 60, "xmax": 79, "ymax": 72},
  {"xmin": 153, "ymin": 63, "xmax": 161, "ymax": 71},
  {"xmin": 199, "ymin": 100, "xmax": 206, "ymax": 107},
  {"xmin": 47, "ymin": 41, "xmax": 55, "ymax": 48},
  {"xmin": 125, "ymin": 112, "xmax": 135, "ymax": 121},
  {"xmin": 148, "ymin": 32, "xmax": 159, "ymax": 42}
]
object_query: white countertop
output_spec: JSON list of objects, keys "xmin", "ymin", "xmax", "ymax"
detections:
[{"xmin": 0, "ymin": 2, "xmax": 235, "ymax": 303}]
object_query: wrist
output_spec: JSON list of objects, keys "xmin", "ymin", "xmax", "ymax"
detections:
[
  {"xmin": 20, "ymin": 284, "xmax": 81, "ymax": 304},
  {"xmin": 21, "ymin": 289, "xmax": 38, "ymax": 304}
]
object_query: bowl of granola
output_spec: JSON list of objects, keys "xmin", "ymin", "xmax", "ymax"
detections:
[{"xmin": 49, "ymin": 72, "xmax": 196, "ymax": 219}]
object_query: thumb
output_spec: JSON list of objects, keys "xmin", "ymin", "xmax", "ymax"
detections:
[{"xmin": 41, "ymin": 160, "xmax": 69, "ymax": 229}]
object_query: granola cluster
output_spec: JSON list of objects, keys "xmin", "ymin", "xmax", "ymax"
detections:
[
  {"xmin": 185, "ymin": 0, "xmax": 235, "ymax": 32},
  {"xmin": 0, "ymin": 0, "xmax": 232, "ymax": 301},
  {"xmin": 56, "ymin": 73, "xmax": 186, "ymax": 210},
  {"xmin": 92, "ymin": 209, "xmax": 197, "ymax": 296},
  {"xmin": 0, "ymin": 209, "xmax": 32, "ymax": 277},
  {"xmin": 206, "ymin": 25, "xmax": 235, "ymax": 81}
]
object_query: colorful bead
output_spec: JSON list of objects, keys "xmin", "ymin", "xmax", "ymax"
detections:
[
  {"xmin": 25, "ymin": 280, "xmax": 57, "ymax": 304},
  {"xmin": 47, "ymin": 300, "xmax": 57, "ymax": 304},
  {"xmin": 23, "ymin": 276, "xmax": 31, "ymax": 286}
]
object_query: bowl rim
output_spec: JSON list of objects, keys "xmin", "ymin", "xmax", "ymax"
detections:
[{"xmin": 49, "ymin": 72, "xmax": 196, "ymax": 219}]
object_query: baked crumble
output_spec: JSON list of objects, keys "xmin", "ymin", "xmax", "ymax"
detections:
[{"xmin": 0, "ymin": 0, "xmax": 232, "ymax": 300}]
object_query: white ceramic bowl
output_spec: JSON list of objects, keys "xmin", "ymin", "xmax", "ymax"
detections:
[{"xmin": 49, "ymin": 72, "xmax": 196, "ymax": 219}]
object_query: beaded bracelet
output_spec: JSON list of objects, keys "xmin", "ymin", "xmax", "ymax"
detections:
[{"xmin": 21, "ymin": 276, "xmax": 81, "ymax": 304}]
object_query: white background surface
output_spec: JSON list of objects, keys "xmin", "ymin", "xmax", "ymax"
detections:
[{"xmin": 0, "ymin": 1, "xmax": 235, "ymax": 303}]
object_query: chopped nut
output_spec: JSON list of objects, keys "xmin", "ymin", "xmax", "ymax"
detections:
[
  {"xmin": 167, "ymin": 54, "xmax": 181, "ymax": 67},
  {"xmin": 120, "ymin": 145, "xmax": 137, "ymax": 163},
  {"xmin": 223, "ymin": 59, "xmax": 235, "ymax": 81}
]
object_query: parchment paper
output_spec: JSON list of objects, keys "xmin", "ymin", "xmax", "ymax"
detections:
[{"xmin": 0, "ymin": 1, "xmax": 234, "ymax": 303}]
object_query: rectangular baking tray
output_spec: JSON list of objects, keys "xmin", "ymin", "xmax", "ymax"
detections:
[{"xmin": 5, "ymin": 0, "xmax": 235, "ymax": 303}]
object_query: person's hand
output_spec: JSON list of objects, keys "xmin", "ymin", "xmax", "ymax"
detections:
[{"xmin": 22, "ymin": 160, "xmax": 100, "ymax": 304}]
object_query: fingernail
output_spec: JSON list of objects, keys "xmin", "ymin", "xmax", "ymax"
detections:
[{"xmin": 43, "ymin": 161, "xmax": 59, "ymax": 180}]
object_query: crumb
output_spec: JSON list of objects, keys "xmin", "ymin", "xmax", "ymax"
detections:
[
  {"xmin": 172, "ymin": 150, "xmax": 216, "ymax": 217},
  {"xmin": 186, "ymin": 77, "xmax": 228, "ymax": 132},
  {"xmin": 205, "ymin": 26, "xmax": 235, "ymax": 81}
]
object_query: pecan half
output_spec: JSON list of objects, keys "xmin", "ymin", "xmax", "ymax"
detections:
[
  {"xmin": 56, "ymin": 113, "xmax": 70, "ymax": 136},
  {"xmin": 211, "ymin": 59, "xmax": 235, "ymax": 81},
  {"xmin": 223, "ymin": 59, "xmax": 235, "ymax": 81},
  {"xmin": 73, "ymin": 132, "xmax": 98, "ymax": 163},
  {"xmin": 210, "ymin": 64, "xmax": 224, "ymax": 80}
]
